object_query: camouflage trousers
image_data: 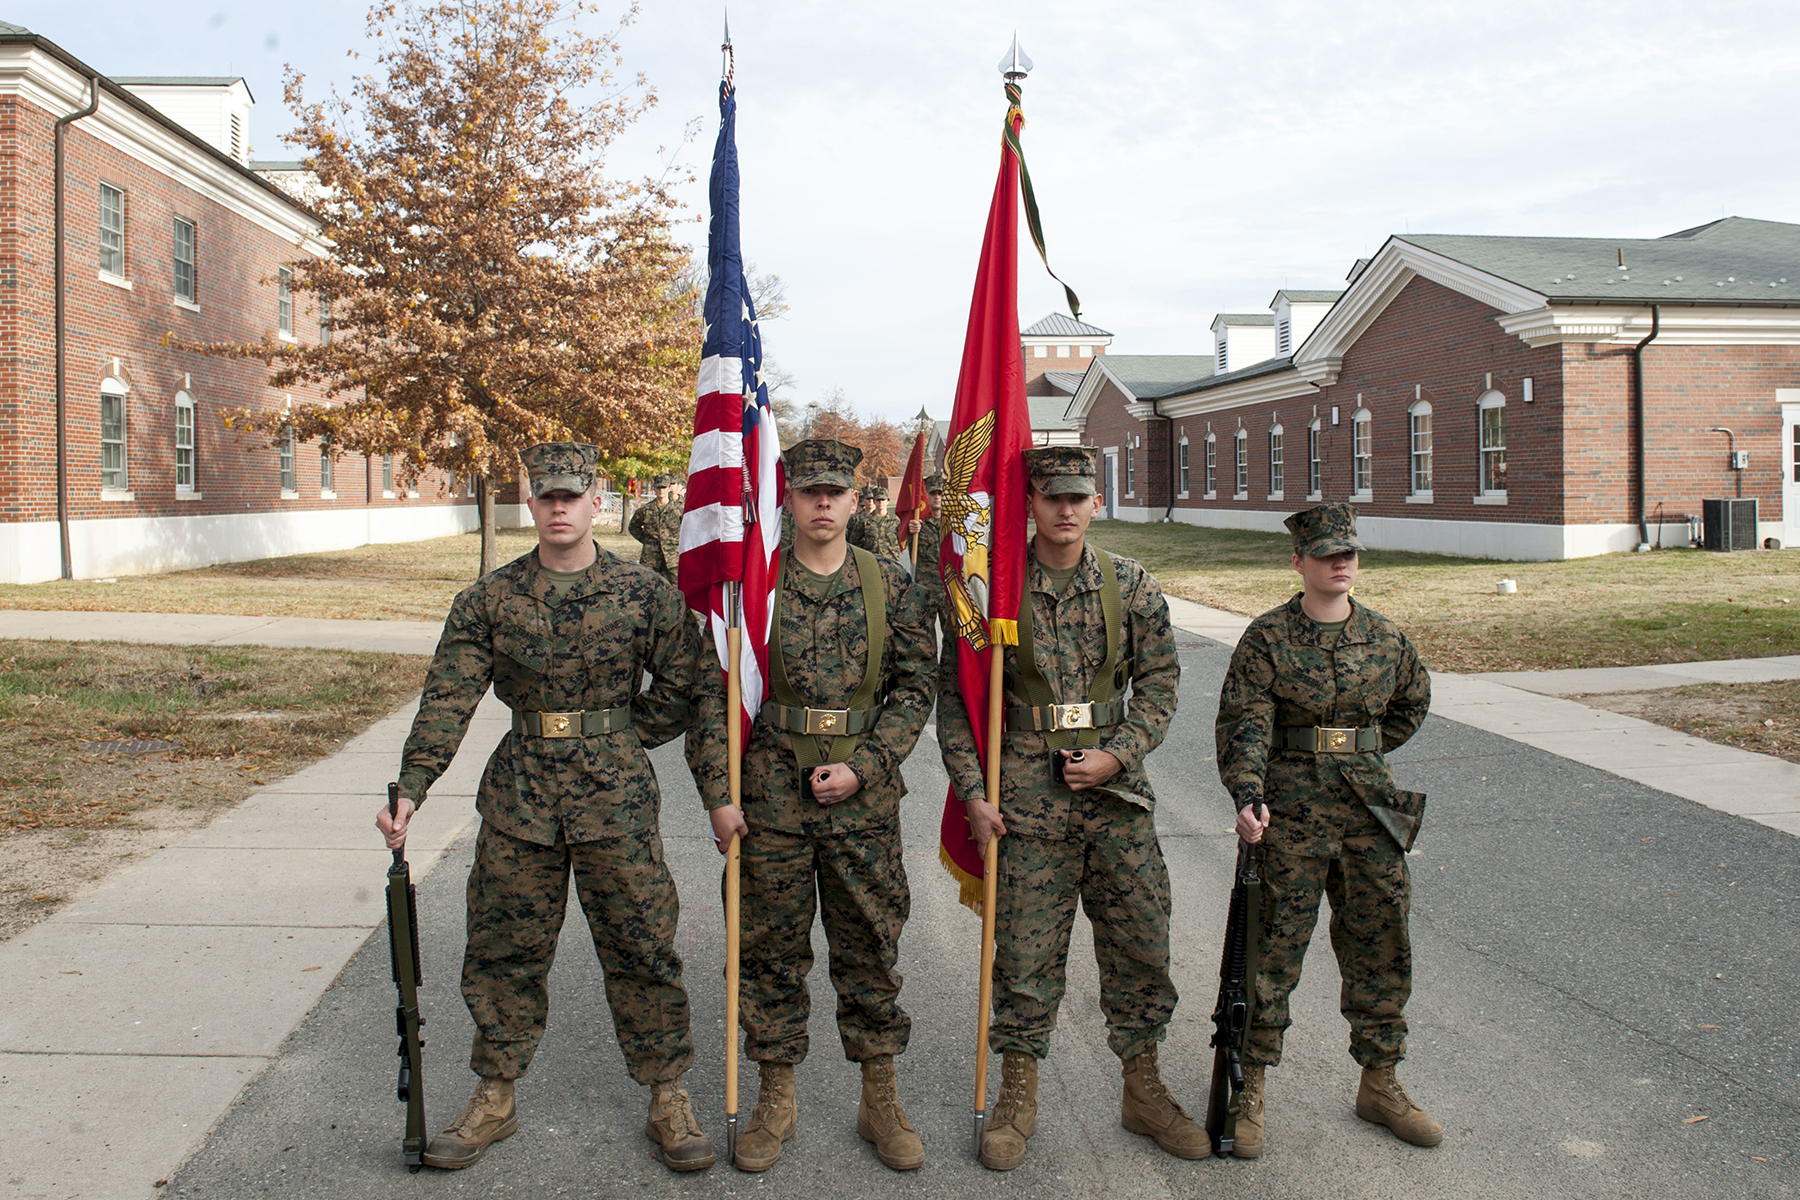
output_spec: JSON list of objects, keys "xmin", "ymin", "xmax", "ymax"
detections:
[
  {"xmin": 991, "ymin": 795, "xmax": 1176, "ymax": 1061},
  {"xmin": 1249, "ymin": 816, "xmax": 1412, "ymax": 1069},
  {"xmin": 737, "ymin": 822, "xmax": 912, "ymax": 1065},
  {"xmin": 462, "ymin": 819, "xmax": 694, "ymax": 1085}
]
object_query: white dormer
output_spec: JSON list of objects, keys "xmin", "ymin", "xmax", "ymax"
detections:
[
  {"xmin": 1268, "ymin": 289, "xmax": 1344, "ymax": 357},
  {"xmin": 1210, "ymin": 313, "xmax": 1275, "ymax": 375},
  {"xmin": 116, "ymin": 77, "xmax": 254, "ymax": 165}
]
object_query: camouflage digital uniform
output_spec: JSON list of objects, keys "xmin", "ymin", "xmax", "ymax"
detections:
[
  {"xmin": 936, "ymin": 451, "xmax": 1181, "ymax": 1062},
  {"xmin": 1214, "ymin": 505, "xmax": 1431, "ymax": 1070},
  {"xmin": 686, "ymin": 443, "xmax": 938, "ymax": 1066},
  {"xmin": 849, "ymin": 489, "xmax": 902, "ymax": 557},
  {"xmin": 398, "ymin": 444, "xmax": 704, "ymax": 1085},
  {"xmin": 629, "ymin": 477, "xmax": 684, "ymax": 583}
]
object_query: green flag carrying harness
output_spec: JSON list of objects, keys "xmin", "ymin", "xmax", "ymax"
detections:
[
  {"xmin": 1006, "ymin": 550, "xmax": 1127, "ymax": 749},
  {"xmin": 763, "ymin": 546, "xmax": 887, "ymax": 771}
]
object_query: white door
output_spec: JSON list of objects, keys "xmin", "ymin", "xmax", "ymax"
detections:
[
  {"xmin": 1104, "ymin": 452, "xmax": 1119, "ymax": 519},
  {"xmin": 1782, "ymin": 398, "xmax": 1800, "ymax": 550}
]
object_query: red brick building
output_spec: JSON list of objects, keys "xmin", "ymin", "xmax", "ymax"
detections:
[
  {"xmin": 1068, "ymin": 218, "xmax": 1800, "ymax": 559},
  {"xmin": 0, "ymin": 24, "xmax": 473, "ymax": 583}
]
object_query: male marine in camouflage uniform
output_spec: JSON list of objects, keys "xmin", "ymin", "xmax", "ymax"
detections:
[
  {"xmin": 937, "ymin": 445, "xmax": 1203, "ymax": 1170},
  {"xmin": 688, "ymin": 439, "xmax": 937, "ymax": 1174},
  {"xmin": 628, "ymin": 473, "xmax": 685, "ymax": 583},
  {"xmin": 1214, "ymin": 502, "xmax": 1437, "ymax": 1158},
  {"xmin": 911, "ymin": 473, "xmax": 944, "ymax": 586},
  {"xmin": 849, "ymin": 483, "xmax": 901, "ymax": 556},
  {"xmin": 377, "ymin": 443, "xmax": 716, "ymax": 1173}
]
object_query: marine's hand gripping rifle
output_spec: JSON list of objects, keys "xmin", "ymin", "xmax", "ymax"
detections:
[
  {"xmin": 1205, "ymin": 833, "xmax": 1262, "ymax": 1156},
  {"xmin": 386, "ymin": 782, "xmax": 427, "ymax": 1172}
]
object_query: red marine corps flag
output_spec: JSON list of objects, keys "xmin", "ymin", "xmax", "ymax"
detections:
[
  {"xmin": 895, "ymin": 431, "xmax": 929, "ymax": 563},
  {"xmin": 935, "ymin": 34, "xmax": 1083, "ymax": 1152}
]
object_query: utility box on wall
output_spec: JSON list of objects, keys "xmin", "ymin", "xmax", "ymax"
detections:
[{"xmin": 1702, "ymin": 498, "xmax": 1759, "ymax": 551}]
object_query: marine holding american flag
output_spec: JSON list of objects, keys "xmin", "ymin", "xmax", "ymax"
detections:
[{"xmin": 686, "ymin": 438, "xmax": 939, "ymax": 1174}]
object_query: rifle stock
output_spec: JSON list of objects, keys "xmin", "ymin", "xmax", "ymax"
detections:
[
  {"xmin": 1205, "ymin": 838, "xmax": 1261, "ymax": 1156},
  {"xmin": 387, "ymin": 782, "xmax": 427, "ymax": 1172}
]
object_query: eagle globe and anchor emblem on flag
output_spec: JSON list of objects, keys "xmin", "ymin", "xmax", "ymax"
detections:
[{"xmin": 941, "ymin": 410, "xmax": 998, "ymax": 652}]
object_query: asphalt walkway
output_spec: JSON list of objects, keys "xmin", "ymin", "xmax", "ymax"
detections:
[{"xmin": 2, "ymin": 604, "xmax": 1798, "ymax": 1198}]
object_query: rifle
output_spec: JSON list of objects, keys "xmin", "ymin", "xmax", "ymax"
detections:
[
  {"xmin": 1205, "ymin": 833, "xmax": 1262, "ymax": 1156},
  {"xmin": 386, "ymin": 782, "xmax": 427, "ymax": 1172}
]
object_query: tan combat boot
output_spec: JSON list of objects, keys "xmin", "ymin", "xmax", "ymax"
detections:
[
  {"xmin": 978, "ymin": 1051, "xmax": 1038, "ymax": 1171},
  {"xmin": 644, "ymin": 1078, "xmax": 718, "ymax": 1171},
  {"xmin": 856, "ymin": 1055, "xmax": 924, "ymax": 1171},
  {"xmin": 421, "ymin": 1076, "xmax": 517, "ymax": 1169},
  {"xmin": 733, "ymin": 1063, "xmax": 797, "ymax": 1172},
  {"xmin": 1355, "ymin": 1064, "xmax": 1443, "ymax": 1147},
  {"xmin": 1233, "ymin": 1063, "xmax": 1265, "ymax": 1159},
  {"xmin": 1120, "ymin": 1045, "xmax": 1211, "ymax": 1160}
]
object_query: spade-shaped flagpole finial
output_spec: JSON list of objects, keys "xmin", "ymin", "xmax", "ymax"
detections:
[{"xmin": 999, "ymin": 33, "xmax": 1032, "ymax": 79}]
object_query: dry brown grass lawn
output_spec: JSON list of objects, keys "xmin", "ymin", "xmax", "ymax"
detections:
[
  {"xmin": 0, "ymin": 528, "xmax": 644, "ymax": 623},
  {"xmin": 0, "ymin": 639, "xmax": 426, "ymax": 938},
  {"xmin": 1576, "ymin": 680, "xmax": 1800, "ymax": 766},
  {"xmin": 1086, "ymin": 520, "xmax": 1800, "ymax": 673}
]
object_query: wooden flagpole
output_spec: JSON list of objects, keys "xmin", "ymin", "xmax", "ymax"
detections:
[
  {"xmin": 724, "ymin": 580, "xmax": 743, "ymax": 1163},
  {"xmin": 971, "ymin": 645, "xmax": 1005, "ymax": 1152}
]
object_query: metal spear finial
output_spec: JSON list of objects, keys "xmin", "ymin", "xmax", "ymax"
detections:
[
  {"xmin": 723, "ymin": 8, "xmax": 732, "ymax": 49},
  {"xmin": 999, "ymin": 32, "xmax": 1033, "ymax": 80}
]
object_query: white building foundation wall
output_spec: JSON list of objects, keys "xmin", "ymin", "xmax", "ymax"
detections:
[
  {"xmin": 1159, "ymin": 508, "xmax": 1695, "ymax": 562},
  {"xmin": 0, "ymin": 504, "xmax": 478, "ymax": 584}
]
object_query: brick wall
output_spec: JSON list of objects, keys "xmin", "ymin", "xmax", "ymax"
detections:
[
  {"xmin": 1078, "ymin": 376, "xmax": 1152, "ymax": 511},
  {"xmin": 1, "ymin": 94, "xmax": 468, "ymax": 533}
]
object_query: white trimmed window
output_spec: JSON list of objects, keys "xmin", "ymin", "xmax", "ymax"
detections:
[
  {"xmin": 280, "ymin": 428, "xmax": 297, "ymax": 494},
  {"xmin": 1204, "ymin": 434, "xmax": 1217, "ymax": 496},
  {"xmin": 1479, "ymin": 390, "xmax": 1507, "ymax": 495},
  {"xmin": 319, "ymin": 300, "xmax": 332, "ymax": 346},
  {"xmin": 175, "ymin": 390, "xmax": 196, "ymax": 491},
  {"xmin": 1079, "ymin": 345, "xmax": 1093, "ymax": 358},
  {"xmin": 99, "ymin": 183, "xmax": 125, "ymax": 276},
  {"xmin": 278, "ymin": 267, "xmax": 294, "ymax": 337},
  {"xmin": 173, "ymin": 218, "xmax": 197, "ymax": 303},
  {"xmin": 1056, "ymin": 344, "xmax": 1070, "ymax": 358},
  {"xmin": 319, "ymin": 441, "xmax": 335, "ymax": 495},
  {"xmin": 1268, "ymin": 426, "xmax": 1284, "ymax": 496},
  {"xmin": 1351, "ymin": 409, "xmax": 1372, "ymax": 495},
  {"xmin": 100, "ymin": 377, "xmax": 129, "ymax": 490},
  {"xmin": 1125, "ymin": 445, "xmax": 1135, "ymax": 495},
  {"xmin": 1234, "ymin": 430, "xmax": 1248, "ymax": 495},
  {"xmin": 381, "ymin": 454, "xmax": 394, "ymax": 496},
  {"xmin": 1308, "ymin": 420, "xmax": 1322, "ymax": 497},
  {"xmin": 1178, "ymin": 438, "xmax": 1190, "ymax": 495},
  {"xmin": 1033, "ymin": 345, "xmax": 1047, "ymax": 358},
  {"xmin": 1409, "ymin": 401, "xmax": 1433, "ymax": 496}
]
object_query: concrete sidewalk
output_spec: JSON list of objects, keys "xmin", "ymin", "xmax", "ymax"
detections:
[
  {"xmin": 0, "ymin": 609, "xmax": 442, "ymax": 656},
  {"xmin": 1162, "ymin": 594, "xmax": 1800, "ymax": 838},
  {"xmin": 0, "ymin": 691, "xmax": 503, "ymax": 1200}
]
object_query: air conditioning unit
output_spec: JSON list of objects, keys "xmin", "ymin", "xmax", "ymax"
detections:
[{"xmin": 1701, "ymin": 498, "xmax": 1758, "ymax": 551}]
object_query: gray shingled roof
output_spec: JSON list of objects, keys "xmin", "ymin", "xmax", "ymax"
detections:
[
  {"xmin": 1022, "ymin": 313, "xmax": 1113, "ymax": 338},
  {"xmin": 1029, "ymin": 396, "xmax": 1075, "ymax": 430},
  {"xmin": 1192, "ymin": 355, "xmax": 1295, "ymax": 392},
  {"xmin": 0, "ymin": 21, "xmax": 30, "ymax": 34},
  {"xmin": 1274, "ymin": 289, "xmax": 1344, "ymax": 304},
  {"xmin": 1040, "ymin": 370, "xmax": 1086, "ymax": 394},
  {"xmin": 1401, "ymin": 218, "xmax": 1800, "ymax": 304},
  {"xmin": 1100, "ymin": 355, "xmax": 1217, "ymax": 400},
  {"xmin": 1214, "ymin": 312, "xmax": 1274, "ymax": 326}
]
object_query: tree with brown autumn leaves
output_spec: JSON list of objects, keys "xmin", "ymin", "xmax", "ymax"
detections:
[{"xmin": 187, "ymin": 0, "xmax": 696, "ymax": 574}]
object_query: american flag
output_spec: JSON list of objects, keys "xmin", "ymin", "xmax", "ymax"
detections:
[{"xmin": 677, "ymin": 73, "xmax": 783, "ymax": 744}]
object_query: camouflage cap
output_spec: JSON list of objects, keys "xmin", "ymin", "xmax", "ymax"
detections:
[
  {"xmin": 653, "ymin": 472, "xmax": 681, "ymax": 489},
  {"xmin": 784, "ymin": 438, "xmax": 862, "ymax": 491},
  {"xmin": 1285, "ymin": 502, "xmax": 1366, "ymax": 557},
  {"xmin": 1023, "ymin": 445, "xmax": 1098, "ymax": 497},
  {"xmin": 866, "ymin": 483, "xmax": 890, "ymax": 501},
  {"xmin": 925, "ymin": 473, "xmax": 945, "ymax": 493},
  {"xmin": 519, "ymin": 442, "xmax": 599, "ymax": 497}
]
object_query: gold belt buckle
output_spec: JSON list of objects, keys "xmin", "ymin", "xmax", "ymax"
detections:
[
  {"xmin": 804, "ymin": 708, "xmax": 850, "ymax": 736},
  {"xmin": 539, "ymin": 711, "xmax": 581, "ymax": 738},
  {"xmin": 1315, "ymin": 726, "xmax": 1356, "ymax": 753},
  {"xmin": 1049, "ymin": 703, "xmax": 1094, "ymax": 731}
]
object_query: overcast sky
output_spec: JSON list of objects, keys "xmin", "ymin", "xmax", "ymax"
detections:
[{"xmin": 21, "ymin": 0, "xmax": 1800, "ymax": 422}]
